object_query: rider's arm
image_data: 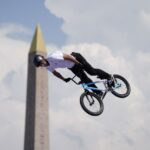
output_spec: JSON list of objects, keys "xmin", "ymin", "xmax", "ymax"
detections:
[
  {"xmin": 63, "ymin": 53, "xmax": 80, "ymax": 64},
  {"xmin": 52, "ymin": 70, "xmax": 66, "ymax": 81}
]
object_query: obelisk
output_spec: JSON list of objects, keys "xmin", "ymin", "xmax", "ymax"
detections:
[{"xmin": 24, "ymin": 25, "xmax": 49, "ymax": 150}]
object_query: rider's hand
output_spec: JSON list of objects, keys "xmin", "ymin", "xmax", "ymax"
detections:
[{"xmin": 64, "ymin": 78, "xmax": 71, "ymax": 83}]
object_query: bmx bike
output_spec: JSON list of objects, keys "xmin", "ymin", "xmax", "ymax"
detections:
[{"xmin": 71, "ymin": 74, "xmax": 131, "ymax": 116}]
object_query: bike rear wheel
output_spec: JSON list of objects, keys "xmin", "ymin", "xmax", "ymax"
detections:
[
  {"xmin": 111, "ymin": 74, "xmax": 131, "ymax": 98},
  {"xmin": 80, "ymin": 92, "xmax": 104, "ymax": 116}
]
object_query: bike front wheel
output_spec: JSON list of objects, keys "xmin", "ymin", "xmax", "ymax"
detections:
[
  {"xmin": 80, "ymin": 92, "xmax": 104, "ymax": 116},
  {"xmin": 111, "ymin": 74, "xmax": 131, "ymax": 98}
]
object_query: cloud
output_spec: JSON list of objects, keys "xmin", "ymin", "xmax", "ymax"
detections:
[
  {"xmin": 45, "ymin": 0, "xmax": 150, "ymax": 52},
  {"xmin": 1, "ymin": 23, "xmax": 150, "ymax": 150},
  {"xmin": 0, "ymin": 23, "xmax": 30, "ymax": 81},
  {"xmin": 140, "ymin": 10, "xmax": 150, "ymax": 29},
  {"xmin": 0, "ymin": 23, "xmax": 30, "ymax": 150},
  {"xmin": 48, "ymin": 44, "xmax": 150, "ymax": 150}
]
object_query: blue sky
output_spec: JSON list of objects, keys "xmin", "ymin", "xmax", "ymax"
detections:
[
  {"xmin": 0, "ymin": 0, "xmax": 66, "ymax": 45},
  {"xmin": 0, "ymin": 0, "xmax": 150, "ymax": 150}
]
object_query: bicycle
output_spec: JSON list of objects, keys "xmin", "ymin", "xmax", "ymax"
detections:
[{"xmin": 71, "ymin": 74, "xmax": 131, "ymax": 116}]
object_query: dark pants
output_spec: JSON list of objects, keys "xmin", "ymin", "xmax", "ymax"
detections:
[{"xmin": 69, "ymin": 52, "xmax": 111, "ymax": 94}]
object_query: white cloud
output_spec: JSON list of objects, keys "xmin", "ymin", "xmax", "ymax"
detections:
[
  {"xmin": 0, "ymin": 24, "xmax": 30, "ymax": 81},
  {"xmin": 140, "ymin": 10, "xmax": 150, "ymax": 29},
  {"xmin": 48, "ymin": 44, "xmax": 150, "ymax": 150},
  {"xmin": 45, "ymin": 0, "xmax": 150, "ymax": 51},
  {"xmin": 0, "ymin": 24, "xmax": 30, "ymax": 150},
  {"xmin": 1, "ymin": 23, "xmax": 150, "ymax": 150}
]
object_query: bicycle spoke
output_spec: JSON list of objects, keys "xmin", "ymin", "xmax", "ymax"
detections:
[
  {"xmin": 86, "ymin": 95, "xmax": 91, "ymax": 105},
  {"xmin": 113, "ymin": 79, "xmax": 127, "ymax": 94},
  {"xmin": 83, "ymin": 94, "xmax": 101, "ymax": 114}
]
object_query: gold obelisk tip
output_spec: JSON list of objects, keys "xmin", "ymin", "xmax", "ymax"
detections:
[{"xmin": 29, "ymin": 24, "xmax": 47, "ymax": 53}]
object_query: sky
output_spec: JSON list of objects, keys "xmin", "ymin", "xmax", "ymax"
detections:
[{"xmin": 0, "ymin": 0, "xmax": 150, "ymax": 150}]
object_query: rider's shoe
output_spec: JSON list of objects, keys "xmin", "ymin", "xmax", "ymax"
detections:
[{"xmin": 107, "ymin": 75, "xmax": 115, "ymax": 87}]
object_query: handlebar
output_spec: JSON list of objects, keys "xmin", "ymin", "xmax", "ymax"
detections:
[{"xmin": 70, "ymin": 75, "xmax": 81, "ymax": 85}]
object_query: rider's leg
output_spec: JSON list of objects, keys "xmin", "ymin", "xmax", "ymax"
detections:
[
  {"xmin": 71, "ymin": 52, "xmax": 111, "ymax": 79},
  {"xmin": 69, "ymin": 64, "xmax": 103, "ymax": 95}
]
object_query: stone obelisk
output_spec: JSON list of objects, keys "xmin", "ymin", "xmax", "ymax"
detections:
[{"xmin": 24, "ymin": 25, "xmax": 49, "ymax": 150}]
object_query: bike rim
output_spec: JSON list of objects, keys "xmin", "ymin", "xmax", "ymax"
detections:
[
  {"xmin": 83, "ymin": 94, "xmax": 101, "ymax": 114},
  {"xmin": 112, "ymin": 78, "xmax": 128, "ymax": 95}
]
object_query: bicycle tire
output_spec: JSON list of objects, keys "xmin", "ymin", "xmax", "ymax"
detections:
[
  {"xmin": 80, "ymin": 92, "xmax": 104, "ymax": 116},
  {"xmin": 111, "ymin": 74, "xmax": 131, "ymax": 98}
]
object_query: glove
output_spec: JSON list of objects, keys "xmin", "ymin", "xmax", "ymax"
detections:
[{"xmin": 64, "ymin": 78, "xmax": 71, "ymax": 83}]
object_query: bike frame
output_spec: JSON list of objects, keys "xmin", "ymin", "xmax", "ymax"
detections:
[{"xmin": 71, "ymin": 75, "xmax": 110, "ymax": 100}]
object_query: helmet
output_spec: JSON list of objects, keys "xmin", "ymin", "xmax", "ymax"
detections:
[{"xmin": 33, "ymin": 55, "xmax": 44, "ymax": 67}]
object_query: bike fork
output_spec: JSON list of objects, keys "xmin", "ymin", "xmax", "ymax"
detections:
[
  {"xmin": 85, "ymin": 91, "xmax": 95, "ymax": 105},
  {"xmin": 101, "ymin": 81, "xmax": 110, "ymax": 101}
]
